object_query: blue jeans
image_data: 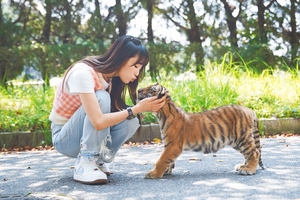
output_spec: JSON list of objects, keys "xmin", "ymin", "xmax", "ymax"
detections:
[{"xmin": 51, "ymin": 90, "xmax": 140, "ymax": 158}]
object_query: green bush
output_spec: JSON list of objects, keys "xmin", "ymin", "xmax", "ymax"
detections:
[
  {"xmin": 1, "ymin": 61, "xmax": 300, "ymax": 145},
  {"xmin": 0, "ymin": 85, "xmax": 54, "ymax": 132}
]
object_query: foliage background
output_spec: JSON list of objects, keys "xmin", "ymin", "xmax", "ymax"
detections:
[
  {"xmin": 0, "ymin": 0, "xmax": 299, "ymax": 146},
  {"xmin": 0, "ymin": 0, "xmax": 299, "ymax": 85}
]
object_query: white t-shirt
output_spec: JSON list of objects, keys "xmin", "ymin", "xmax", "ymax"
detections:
[
  {"xmin": 49, "ymin": 63, "xmax": 109, "ymax": 124},
  {"xmin": 67, "ymin": 63, "xmax": 95, "ymax": 93},
  {"xmin": 66, "ymin": 63, "xmax": 109, "ymax": 93}
]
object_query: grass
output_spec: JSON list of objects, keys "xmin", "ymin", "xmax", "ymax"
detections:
[
  {"xmin": 1, "ymin": 57, "xmax": 300, "ymax": 145},
  {"xmin": 139, "ymin": 57, "xmax": 300, "ymax": 124},
  {"xmin": 0, "ymin": 85, "xmax": 54, "ymax": 133}
]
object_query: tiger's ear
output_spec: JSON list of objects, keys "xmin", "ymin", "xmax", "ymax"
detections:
[{"xmin": 157, "ymin": 86, "xmax": 167, "ymax": 99}]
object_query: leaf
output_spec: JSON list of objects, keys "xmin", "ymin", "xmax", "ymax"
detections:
[
  {"xmin": 189, "ymin": 157, "xmax": 202, "ymax": 161},
  {"xmin": 153, "ymin": 138, "xmax": 161, "ymax": 143}
]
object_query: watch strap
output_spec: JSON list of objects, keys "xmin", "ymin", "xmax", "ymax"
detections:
[{"xmin": 126, "ymin": 107, "xmax": 135, "ymax": 120}]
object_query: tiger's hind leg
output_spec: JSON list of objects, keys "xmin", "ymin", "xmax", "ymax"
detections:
[
  {"xmin": 234, "ymin": 137, "xmax": 259, "ymax": 175},
  {"xmin": 235, "ymin": 148, "xmax": 259, "ymax": 175}
]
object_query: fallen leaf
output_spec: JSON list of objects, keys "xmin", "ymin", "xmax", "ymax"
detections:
[
  {"xmin": 24, "ymin": 146, "xmax": 31, "ymax": 150},
  {"xmin": 153, "ymin": 138, "xmax": 161, "ymax": 143},
  {"xmin": 143, "ymin": 141, "xmax": 149, "ymax": 145},
  {"xmin": 189, "ymin": 158, "xmax": 202, "ymax": 161}
]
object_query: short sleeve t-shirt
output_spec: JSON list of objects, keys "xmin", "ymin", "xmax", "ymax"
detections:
[{"xmin": 49, "ymin": 63, "xmax": 109, "ymax": 124}]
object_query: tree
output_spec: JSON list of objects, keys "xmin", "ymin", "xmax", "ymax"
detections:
[
  {"xmin": 220, "ymin": 0, "xmax": 242, "ymax": 48},
  {"xmin": 50, "ymin": 0, "xmax": 83, "ymax": 44},
  {"xmin": 41, "ymin": 0, "xmax": 52, "ymax": 44},
  {"xmin": 275, "ymin": 0, "xmax": 299, "ymax": 67},
  {"xmin": 256, "ymin": 0, "xmax": 276, "ymax": 44},
  {"xmin": 288, "ymin": 0, "xmax": 299, "ymax": 65},
  {"xmin": 115, "ymin": 0, "xmax": 126, "ymax": 36},
  {"xmin": 156, "ymin": 0, "xmax": 205, "ymax": 72},
  {"xmin": 108, "ymin": 0, "xmax": 141, "ymax": 38},
  {"xmin": 0, "ymin": 0, "xmax": 31, "ymax": 86},
  {"xmin": 0, "ymin": 0, "xmax": 299, "ymax": 85},
  {"xmin": 143, "ymin": 0, "xmax": 159, "ymax": 81}
]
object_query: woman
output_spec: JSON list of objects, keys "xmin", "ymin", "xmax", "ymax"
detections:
[{"xmin": 49, "ymin": 35, "xmax": 165, "ymax": 185}]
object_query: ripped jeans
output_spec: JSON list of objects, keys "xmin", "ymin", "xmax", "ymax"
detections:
[{"xmin": 51, "ymin": 90, "xmax": 140, "ymax": 160}]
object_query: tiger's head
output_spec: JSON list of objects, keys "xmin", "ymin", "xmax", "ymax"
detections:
[{"xmin": 138, "ymin": 83, "xmax": 169, "ymax": 101}]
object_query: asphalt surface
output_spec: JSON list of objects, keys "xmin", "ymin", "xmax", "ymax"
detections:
[{"xmin": 1, "ymin": 137, "xmax": 300, "ymax": 200}]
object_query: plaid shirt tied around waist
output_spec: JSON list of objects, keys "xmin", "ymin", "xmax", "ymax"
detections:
[{"xmin": 53, "ymin": 67, "xmax": 104, "ymax": 119}]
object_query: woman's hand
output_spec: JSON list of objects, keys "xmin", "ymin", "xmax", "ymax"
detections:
[{"xmin": 133, "ymin": 96, "xmax": 166, "ymax": 114}]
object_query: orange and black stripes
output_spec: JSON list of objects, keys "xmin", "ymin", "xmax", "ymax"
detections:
[{"xmin": 138, "ymin": 84, "xmax": 264, "ymax": 178}]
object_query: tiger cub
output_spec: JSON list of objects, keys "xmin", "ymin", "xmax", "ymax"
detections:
[{"xmin": 138, "ymin": 83, "xmax": 264, "ymax": 179}]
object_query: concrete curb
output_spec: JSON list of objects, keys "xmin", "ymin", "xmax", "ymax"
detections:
[
  {"xmin": 260, "ymin": 118, "xmax": 300, "ymax": 134},
  {"xmin": 1, "ymin": 118, "xmax": 300, "ymax": 148}
]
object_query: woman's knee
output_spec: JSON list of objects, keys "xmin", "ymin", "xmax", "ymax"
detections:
[
  {"xmin": 53, "ymin": 140, "xmax": 80, "ymax": 158},
  {"xmin": 128, "ymin": 117, "xmax": 140, "ymax": 130},
  {"xmin": 51, "ymin": 124, "xmax": 80, "ymax": 158},
  {"xmin": 126, "ymin": 118, "xmax": 140, "ymax": 140}
]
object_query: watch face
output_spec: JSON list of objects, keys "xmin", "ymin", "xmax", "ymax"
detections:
[{"xmin": 127, "ymin": 107, "xmax": 135, "ymax": 120}]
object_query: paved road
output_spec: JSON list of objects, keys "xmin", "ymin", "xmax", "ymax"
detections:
[{"xmin": 1, "ymin": 137, "xmax": 300, "ymax": 200}]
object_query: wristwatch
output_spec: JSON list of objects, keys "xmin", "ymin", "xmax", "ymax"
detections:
[{"xmin": 126, "ymin": 107, "xmax": 135, "ymax": 120}]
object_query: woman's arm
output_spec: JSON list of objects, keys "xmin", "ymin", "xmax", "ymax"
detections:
[{"xmin": 79, "ymin": 93, "xmax": 164, "ymax": 131}]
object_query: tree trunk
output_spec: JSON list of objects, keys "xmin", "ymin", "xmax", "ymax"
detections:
[
  {"xmin": 147, "ymin": 0, "xmax": 158, "ymax": 81},
  {"xmin": 256, "ymin": 0, "xmax": 268, "ymax": 44},
  {"xmin": 0, "ymin": 0, "xmax": 3, "ymax": 47},
  {"xmin": 40, "ymin": 0, "xmax": 53, "ymax": 86},
  {"xmin": 41, "ymin": 0, "xmax": 52, "ymax": 44},
  {"xmin": 62, "ymin": 0, "xmax": 72, "ymax": 44},
  {"xmin": 94, "ymin": 0, "xmax": 104, "ymax": 41},
  {"xmin": 289, "ymin": 0, "xmax": 298, "ymax": 65},
  {"xmin": 115, "ymin": 0, "xmax": 126, "ymax": 36},
  {"xmin": 186, "ymin": 0, "xmax": 204, "ymax": 71},
  {"xmin": 220, "ymin": 0, "xmax": 238, "ymax": 47},
  {"xmin": 147, "ymin": 0, "xmax": 154, "ymax": 43}
]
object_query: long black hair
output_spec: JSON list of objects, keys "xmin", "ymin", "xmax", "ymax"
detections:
[{"xmin": 66, "ymin": 35, "xmax": 149, "ymax": 112}]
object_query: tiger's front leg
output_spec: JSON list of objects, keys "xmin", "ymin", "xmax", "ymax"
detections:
[
  {"xmin": 163, "ymin": 163, "xmax": 175, "ymax": 175},
  {"xmin": 145, "ymin": 145, "xmax": 182, "ymax": 179}
]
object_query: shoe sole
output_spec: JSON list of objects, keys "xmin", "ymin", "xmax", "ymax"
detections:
[{"xmin": 74, "ymin": 178, "xmax": 108, "ymax": 185}]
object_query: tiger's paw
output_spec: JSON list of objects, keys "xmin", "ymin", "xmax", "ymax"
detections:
[
  {"xmin": 235, "ymin": 164, "xmax": 256, "ymax": 175},
  {"xmin": 145, "ymin": 170, "xmax": 163, "ymax": 179}
]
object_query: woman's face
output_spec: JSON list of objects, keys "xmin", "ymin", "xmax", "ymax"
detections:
[{"xmin": 118, "ymin": 55, "xmax": 143, "ymax": 84}]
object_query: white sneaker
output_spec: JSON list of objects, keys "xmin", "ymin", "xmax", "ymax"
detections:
[
  {"xmin": 73, "ymin": 156, "xmax": 107, "ymax": 185},
  {"xmin": 98, "ymin": 163, "xmax": 111, "ymax": 176}
]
